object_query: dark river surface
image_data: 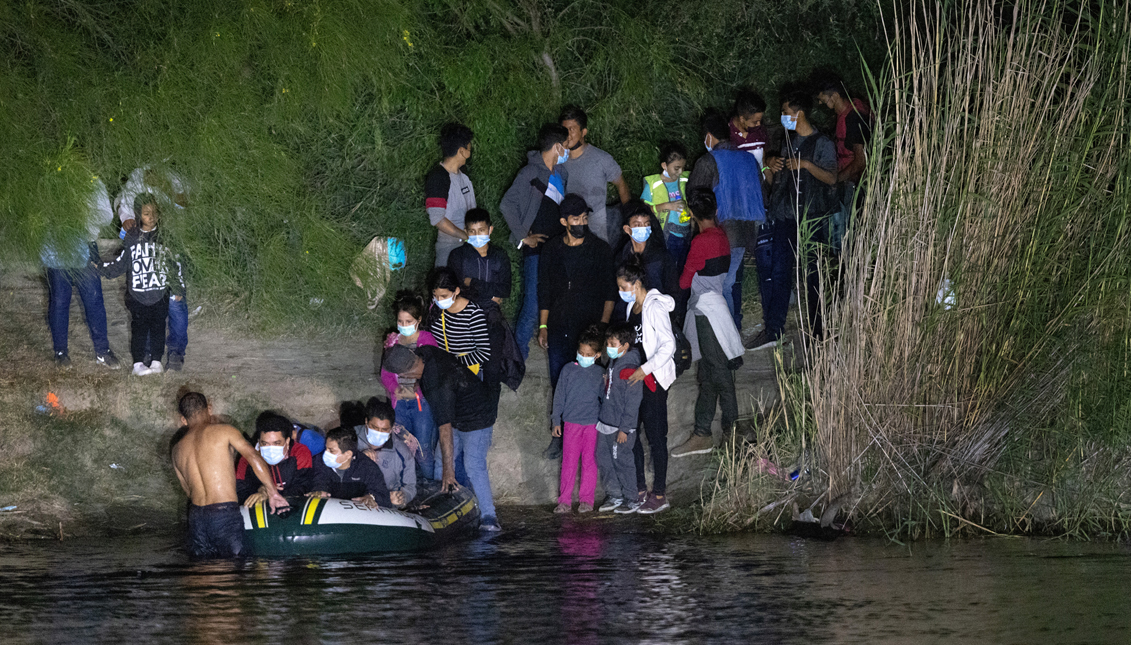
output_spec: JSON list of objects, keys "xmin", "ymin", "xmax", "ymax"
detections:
[{"xmin": 1, "ymin": 508, "xmax": 1128, "ymax": 644}]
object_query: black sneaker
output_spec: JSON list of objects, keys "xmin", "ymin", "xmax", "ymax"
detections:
[
  {"xmin": 95, "ymin": 351, "xmax": 121, "ymax": 370},
  {"xmin": 54, "ymin": 352, "xmax": 72, "ymax": 369},
  {"xmin": 542, "ymin": 435, "xmax": 563, "ymax": 460},
  {"xmin": 744, "ymin": 330, "xmax": 779, "ymax": 351},
  {"xmin": 166, "ymin": 353, "xmax": 184, "ymax": 372}
]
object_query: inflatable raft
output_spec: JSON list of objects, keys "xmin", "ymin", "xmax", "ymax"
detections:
[{"xmin": 241, "ymin": 486, "xmax": 480, "ymax": 556}]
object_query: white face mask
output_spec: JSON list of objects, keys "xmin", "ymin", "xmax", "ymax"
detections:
[
  {"xmin": 468, "ymin": 235, "xmax": 490, "ymax": 249},
  {"xmin": 630, "ymin": 226, "xmax": 651, "ymax": 243},
  {"xmin": 366, "ymin": 428, "xmax": 391, "ymax": 448},
  {"xmin": 619, "ymin": 290, "xmax": 636, "ymax": 304},
  {"xmin": 435, "ymin": 296, "xmax": 455, "ymax": 310},
  {"xmin": 704, "ymin": 136, "xmax": 713, "ymax": 151},
  {"xmin": 258, "ymin": 444, "xmax": 286, "ymax": 466},
  {"xmin": 322, "ymin": 450, "xmax": 345, "ymax": 469}
]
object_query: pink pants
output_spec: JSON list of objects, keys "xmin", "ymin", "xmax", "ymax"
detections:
[{"xmin": 558, "ymin": 422, "xmax": 598, "ymax": 505}]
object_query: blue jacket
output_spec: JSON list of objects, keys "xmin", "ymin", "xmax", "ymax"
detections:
[{"xmin": 711, "ymin": 148, "xmax": 765, "ymax": 223}]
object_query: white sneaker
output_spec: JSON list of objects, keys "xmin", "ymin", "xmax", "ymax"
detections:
[
  {"xmin": 132, "ymin": 362, "xmax": 150, "ymax": 376},
  {"xmin": 148, "ymin": 360, "xmax": 164, "ymax": 374}
]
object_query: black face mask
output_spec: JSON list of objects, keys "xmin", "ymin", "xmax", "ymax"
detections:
[
  {"xmin": 569, "ymin": 141, "xmax": 583, "ymax": 151},
  {"xmin": 568, "ymin": 224, "xmax": 588, "ymax": 239}
]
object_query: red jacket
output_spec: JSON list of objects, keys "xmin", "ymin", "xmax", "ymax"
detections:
[{"xmin": 680, "ymin": 226, "xmax": 731, "ymax": 290}]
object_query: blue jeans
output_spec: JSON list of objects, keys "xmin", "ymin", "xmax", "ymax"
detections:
[
  {"xmin": 396, "ymin": 397, "xmax": 439, "ymax": 481},
  {"xmin": 665, "ymin": 234, "xmax": 690, "ymax": 274},
  {"xmin": 514, "ymin": 255, "xmax": 539, "ymax": 361},
  {"xmin": 547, "ymin": 328, "xmax": 575, "ymax": 389},
  {"xmin": 721, "ymin": 247, "xmax": 746, "ymax": 330},
  {"xmin": 441, "ymin": 426, "xmax": 496, "ymax": 520},
  {"xmin": 167, "ymin": 295, "xmax": 188, "ymax": 357},
  {"xmin": 46, "ymin": 264, "xmax": 109, "ymax": 356},
  {"xmin": 753, "ymin": 221, "xmax": 796, "ymax": 338}
]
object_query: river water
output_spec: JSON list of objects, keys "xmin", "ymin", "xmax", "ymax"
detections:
[{"xmin": 1, "ymin": 509, "xmax": 1128, "ymax": 644}]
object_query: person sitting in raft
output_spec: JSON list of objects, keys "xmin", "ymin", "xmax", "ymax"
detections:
[
  {"xmin": 353, "ymin": 397, "xmax": 416, "ymax": 508},
  {"xmin": 309, "ymin": 426, "xmax": 392, "ymax": 508},
  {"xmin": 235, "ymin": 411, "xmax": 315, "ymax": 507}
]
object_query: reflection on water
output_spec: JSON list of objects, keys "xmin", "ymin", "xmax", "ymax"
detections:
[{"xmin": 1, "ymin": 509, "xmax": 1129, "ymax": 644}]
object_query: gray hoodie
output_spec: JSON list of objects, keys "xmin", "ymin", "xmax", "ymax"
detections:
[
  {"xmin": 353, "ymin": 425, "xmax": 417, "ymax": 505},
  {"xmin": 597, "ymin": 347, "xmax": 644, "ymax": 434},
  {"xmin": 550, "ymin": 360, "xmax": 604, "ymax": 427},
  {"xmin": 499, "ymin": 150, "xmax": 561, "ymax": 247}
]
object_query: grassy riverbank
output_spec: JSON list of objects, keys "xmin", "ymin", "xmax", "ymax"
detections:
[{"xmin": 698, "ymin": 0, "xmax": 1131, "ymax": 540}]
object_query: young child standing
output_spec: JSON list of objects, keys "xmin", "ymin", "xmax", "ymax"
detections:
[
  {"xmin": 596, "ymin": 322, "xmax": 645, "ymax": 514},
  {"xmin": 98, "ymin": 194, "xmax": 185, "ymax": 376},
  {"xmin": 446, "ymin": 208, "xmax": 512, "ymax": 307},
  {"xmin": 550, "ymin": 326, "xmax": 605, "ymax": 513},
  {"xmin": 642, "ymin": 142, "xmax": 691, "ymax": 272}
]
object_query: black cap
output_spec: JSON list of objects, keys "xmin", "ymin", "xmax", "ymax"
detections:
[
  {"xmin": 381, "ymin": 344, "xmax": 419, "ymax": 374},
  {"xmin": 560, "ymin": 194, "xmax": 590, "ymax": 218}
]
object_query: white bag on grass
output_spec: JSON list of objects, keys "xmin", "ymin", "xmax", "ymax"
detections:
[{"xmin": 351, "ymin": 236, "xmax": 406, "ymax": 310}]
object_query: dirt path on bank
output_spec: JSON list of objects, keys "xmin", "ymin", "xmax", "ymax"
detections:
[{"xmin": 0, "ymin": 252, "xmax": 790, "ymax": 538}]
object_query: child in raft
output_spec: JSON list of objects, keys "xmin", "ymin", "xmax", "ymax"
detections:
[
  {"xmin": 597, "ymin": 322, "xmax": 645, "ymax": 514},
  {"xmin": 550, "ymin": 325, "xmax": 606, "ymax": 513}
]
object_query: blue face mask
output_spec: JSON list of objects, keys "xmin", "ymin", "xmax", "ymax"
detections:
[
  {"xmin": 435, "ymin": 296, "xmax": 455, "ymax": 310},
  {"xmin": 556, "ymin": 147, "xmax": 570, "ymax": 166},
  {"xmin": 606, "ymin": 346, "xmax": 622, "ymax": 360},
  {"xmin": 397, "ymin": 323, "xmax": 417, "ymax": 337},
  {"xmin": 781, "ymin": 114, "xmax": 798, "ymax": 131},
  {"xmin": 468, "ymin": 235, "xmax": 490, "ymax": 249},
  {"xmin": 366, "ymin": 428, "xmax": 390, "ymax": 448},
  {"xmin": 630, "ymin": 226, "xmax": 651, "ymax": 243},
  {"xmin": 259, "ymin": 445, "xmax": 286, "ymax": 466},
  {"xmin": 322, "ymin": 450, "xmax": 344, "ymax": 469},
  {"xmin": 704, "ymin": 136, "xmax": 713, "ymax": 151},
  {"xmin": 618, "ymin": 290, "xmax": 636, "ymax": 304},
  {"xmin": 576, "ymin": 353, "xmax": 596, "ymax": 368}
]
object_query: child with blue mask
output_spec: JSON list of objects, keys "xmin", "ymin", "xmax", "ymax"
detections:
[
  {"xmin": 641, "ymin": 142, "xmax": 692, "ymax": 272},
  {"xmin": 353, "ymin": 397, "xmax": 416, "ymax": 508},
  {"xmin": 446, "ymin": 208, "xmax": 513, "ymax": 308},
  {"xmin": 549, "ymin": 325, "xmax": 606, "ymax": 514},
  {"xmin": 596, "ymin": 322, "xmax": 644, "ymax": 514},
  {"xmin": 614, "ymin": 201, "xmax": 678, "ymax": 302},
  {"xmin": 309, "ymin": 427, "xmax": 392, "ymax": 509}
]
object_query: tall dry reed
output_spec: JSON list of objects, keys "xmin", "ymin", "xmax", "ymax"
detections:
[{"xmin": 807, "ymin": 0, "xmax": 1131, "ymax": 532}]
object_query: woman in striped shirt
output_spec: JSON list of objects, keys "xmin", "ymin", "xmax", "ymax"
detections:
[{"xmin": 427, "ymin": 267, "xmax": 492, "ymax": 376}]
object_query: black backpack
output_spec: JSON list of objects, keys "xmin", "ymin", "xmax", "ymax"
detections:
[{"xmin": 672, "ymin": 325, "xmax": 693, "ymax": 377}]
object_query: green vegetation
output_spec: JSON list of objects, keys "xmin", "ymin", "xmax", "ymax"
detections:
[
  {"xmin": 700, "ymin": 0, "xmax": 1131, "ymax": 540},
  {"xmin": 0, "ymin": 0, "xmax": 881, "ymax": 332}
]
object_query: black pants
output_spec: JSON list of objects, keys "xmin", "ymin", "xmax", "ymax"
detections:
[
  {"xmin": 127, "ymin": 296, "xmax": 168, "ymax": 364},
  {"xmin": 633, "ymin": 383, "xmax": 670, "ymax": 496},
  {"xmin": 188, "ymin": 502, "xmax": 245, "ymax": 558},
  {"xmin": 693, "ymin": 316, "xmax": 738, "ymax": 437}
]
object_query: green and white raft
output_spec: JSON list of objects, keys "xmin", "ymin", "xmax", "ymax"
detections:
[{"xmin": 240, "ymin": 487, "xmax": 480, "ymax": 556}]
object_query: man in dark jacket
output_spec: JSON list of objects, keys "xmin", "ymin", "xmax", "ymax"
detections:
[
  {"xmin": 382, "ymin": 343, "xmax": 502, "ymax": 531},
  {"xmin": 309, "ymin": 426, "xmax": 392, "ymax": 507},
  {"xmin": 236, "ymin": 411, "xmax": 315, "ymax": 505},
  {"xmin": 752, "ymin": 91, "xmax": 838, "ymax": 347},
  {"xmin": 538, "ymin": 194, "xmax": 616, "ymax": 459},
  {"xmin": 499, "ymin": 124, "xmax": 570, "ymax": 360}
]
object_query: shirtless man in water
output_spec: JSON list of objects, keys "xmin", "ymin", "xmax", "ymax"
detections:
[{"xmin": 170, "ymin": 391, "xmax": 289, "ymax": 557}]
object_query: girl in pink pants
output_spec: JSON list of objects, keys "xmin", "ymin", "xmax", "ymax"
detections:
[{"xmin": 550, "ymin": 328, "xmax": 605, "ymax": 513}]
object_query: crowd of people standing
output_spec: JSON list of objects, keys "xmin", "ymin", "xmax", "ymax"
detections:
[{"xmin": 385, "ymin": 81, "xmax": 872, "ymax": 525}]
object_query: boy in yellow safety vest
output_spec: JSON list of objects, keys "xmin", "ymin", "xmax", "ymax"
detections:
[{"xmin": 641, "ymin": 142, "xmax": 691, "ymax": 274}]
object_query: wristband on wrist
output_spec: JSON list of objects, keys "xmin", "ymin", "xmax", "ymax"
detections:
[{"xmin": 539, "ymin": 324, "xmax": 547, "ymax": 329}]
